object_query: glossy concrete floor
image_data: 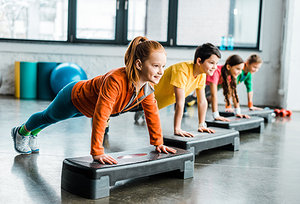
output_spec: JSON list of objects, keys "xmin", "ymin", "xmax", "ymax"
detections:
[{"xmin": 0, "ymin": 95, "xmax": 300, "ymax": 204}]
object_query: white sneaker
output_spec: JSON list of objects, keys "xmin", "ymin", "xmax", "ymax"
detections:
[
  {"xmin": 11, "ymin": 127, "xmax": 31, "ymax": 154},
  {"xmin": 29, "ymin": 135, "xmax": 39, "ymax": 153}
]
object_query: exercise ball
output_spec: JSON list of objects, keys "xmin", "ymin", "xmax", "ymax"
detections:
[{"xmin": 50, "ymin": 63, "xmax": 87, "ymax": 95}]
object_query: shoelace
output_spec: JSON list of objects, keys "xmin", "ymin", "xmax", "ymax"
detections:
[{"xmin": 20, "ymin": 136, "xmax": 30, "ymax": 144}]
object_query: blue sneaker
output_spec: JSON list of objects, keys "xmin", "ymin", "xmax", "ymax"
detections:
[{"xmin": 11, "ymin": 127, "xmax": 31, "ymax": 154}]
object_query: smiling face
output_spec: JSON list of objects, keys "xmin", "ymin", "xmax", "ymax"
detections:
[
  {"xmin": 227, "ymin": 63, "xmax": 244, "ymax": 78},
  {"xmin": 198, "ymin": 54, "xmax": 220, "ymax": 76},
  {"xmin": 246, "ymin": 62, "xmax": 262, "ymax": 74},
  {"xmin": 136, "ymin": 50, "xmax": 166, "ymax": 85}
]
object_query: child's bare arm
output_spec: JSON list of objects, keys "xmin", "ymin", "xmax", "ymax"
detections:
[{"xmin": 173, "ymin": 86, "xmax": 194, "ymax": 137}]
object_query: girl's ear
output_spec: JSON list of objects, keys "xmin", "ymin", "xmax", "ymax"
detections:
[
  {"xmin": 135, "ymin": 59, "xmax": 142, "ymax": 71},
  {"xmin": 226, "ymin": 64, "xmax": 231, "ymax": 70}
]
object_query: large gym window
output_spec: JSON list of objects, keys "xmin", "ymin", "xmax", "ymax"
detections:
[
  {"xmin": 0, "ymin": 0, "xmax": 68, "ymax": 41},
  {"xmin": 76, "ymin": 0, "xmax": 116, "ymax": 40},
  {"xmin": 176, "ymin": 0, "xmax": 261, "ymax": 48},
  {"xmin": 0, "ymin": 0, "xmax": 262, "ymax": 49},
  {"xmin": 127, "ymin": 0, "xmax": 169, "ymax": 42}
]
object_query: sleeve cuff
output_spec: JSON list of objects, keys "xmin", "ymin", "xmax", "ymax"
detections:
[{"xmin": 248, "ymin": 101, "xmax": 253, "ymax": 108}]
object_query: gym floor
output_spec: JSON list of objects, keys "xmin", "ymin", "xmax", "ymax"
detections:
[{"xmin": 0, "ymin": 95, "xmax": 299, "ymax": 204}]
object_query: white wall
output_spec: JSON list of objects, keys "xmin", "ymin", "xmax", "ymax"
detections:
[
  {"xmin": 281, "ymin": 0, "xmax": 300, "ymax": 111},
  {"xmin": 0, "ymin": 0, "xmax": 287, "ymax": 108}
]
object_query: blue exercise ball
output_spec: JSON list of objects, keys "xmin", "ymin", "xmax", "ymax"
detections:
[{"xmin": 50, "ymin": 63, "xmax": 87, "ymax": 95}]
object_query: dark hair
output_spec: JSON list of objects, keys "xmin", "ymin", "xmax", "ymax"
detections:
[
  {"xmin": 194, "ymin": 43, "xmax": 221, "ymax": 64},
  {"xmin": 124, "ymin": 36, "xmax": 165, "ymax": 91},
  {"xmin": 221, "ymin": 55, "xmax": 244, "ymax": 105}
]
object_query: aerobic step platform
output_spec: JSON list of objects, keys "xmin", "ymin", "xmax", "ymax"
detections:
[
  {"xmin": 163, "ymin": 127, "xmax": 240, "ymax": 155},
  {"xmin": 206, "ymin": 116, "xmax": 264, "ymax": 132},
  {"xmin": 61, "ymin": 146, "xmax": 193, "ymax": 199},
  {"xmin": 219, "ymin": 108, "xmax": 274, "ymax": 123}
]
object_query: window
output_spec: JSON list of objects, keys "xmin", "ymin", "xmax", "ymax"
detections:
[
  {"xmin": 177, "ymin": 0, "xmax": 261, "ymax": 48},
  {"xmin": 177, "ymin": 0, "xmax": 230, "ymax": 46},
  {"xmin": 0, "ymin": 0, "xmax": 68, "ymax": 41},
  {"xmin": 0, "ymin": 0, "xmax": 262, "ymax": 49},
  {"xmin": 127, "ymin": 0, "xmax": 169, "ymax": 42},
  {"xmin": 76, "ymin": 0, "xmax": 116, "ymax": 40},
  {"xmin": 232, "ymin": 0, "xmax": 261, "ymax": 47},
  {"xmin": 127, "ymin": 0, "xmax": 147, "ymax": 40}
]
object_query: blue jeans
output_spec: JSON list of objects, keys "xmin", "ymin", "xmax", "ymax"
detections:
[{"xmin": 25, "ymin": 81, "xmax": 83, "ymax": 131}]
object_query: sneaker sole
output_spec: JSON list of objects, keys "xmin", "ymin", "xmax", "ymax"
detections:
[
  {"xmin": 134, "ymin": 112, "xmax": 145, "ymax": 122},
  {"xmin": 11, "ymin": 127, "xmax": 32, "ymax": 154},
  {"xmin": 30, "ymin": 137, "xmax": 40, "ymax": 153}
]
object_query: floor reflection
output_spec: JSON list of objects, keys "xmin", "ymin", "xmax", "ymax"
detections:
[{"xmin": 11, "ymin": 154, "xmax": 60, "ymax": 204}]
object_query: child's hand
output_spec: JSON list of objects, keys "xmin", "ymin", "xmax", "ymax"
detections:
[
  {"xmin": 93, "ymin": 154, "xmax": 118, "ymax": 165},
  {"xmin": 198, "ymin": 127, "xmax": 215, "ymax": 133},
  {"xmin": 236, "ymin": 114, "xmax": 250, "ymax": 119},
  {"xmin": 249, "ymin": 106, "xmax": 263, "ymax": 111},
  {"xmin": 225, "ymin": 108, "xmax": 234, "ymax": 112},
  {"xmin": 156, "ymin": 145, "xmax": 177, "ymax": 154},
  {"xmin": 215, "ymin": 116, "xmax": 230, "ymax": 122},
  {"xmin": 174, "ymin": 128, "xmax": 195, "ymax": 137}
]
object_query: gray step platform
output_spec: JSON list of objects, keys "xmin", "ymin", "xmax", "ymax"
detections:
[
  {"xmin": 206, "ymin": 116, "xmax": 264, "ymax": 132},
  {"xmin": 61, "ymin": 146, "xmax": 194, "ymax": 199},
  {"xmin": 163, "ymin": 128, "xmax": 240, "ymax": 155},
  {"xmin": 219, "ymin": 108, "xmax": 274, "ymax": 123}
]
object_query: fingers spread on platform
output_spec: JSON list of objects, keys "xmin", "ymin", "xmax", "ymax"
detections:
[
  {"xmin": 156, "ymin": 145, "xmax": 177, "ymax": 154},
  {"xmin": 93, "ymin": 154, "xmax": 118, "ymax": 165},
  {"xmin": 215, "ymin": 116, "xmax": 230, "ymax": 122},
  {"xmin": 236, "ymin": 114, "xmax": 250, "ymax": 119},
  {"xmin": 174, "ymin": 129, "xmax": 195, "ymax": 137},
  {"xmin": 198, "ymin": 127, "xmax": 215, "ymax": 133}
]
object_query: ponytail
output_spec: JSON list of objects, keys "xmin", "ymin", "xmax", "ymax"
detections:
[
  {"xmin": 221, "ymin": 55, "xmax": 244, "ymax": 105},
  {"xmin": 124, "ymin": 36, "xmax": 165, "ymax": 91}
]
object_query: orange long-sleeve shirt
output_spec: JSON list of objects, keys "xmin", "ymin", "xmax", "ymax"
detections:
[{"xmin": 71, "ymin": 67, "xmax": 163, "ymax": 156}]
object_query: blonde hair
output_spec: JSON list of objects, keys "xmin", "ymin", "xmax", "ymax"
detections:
[
  {"xmin": 124, "ymin": 36, "xmax": 165, "ymax": 91},
  {"xmin": 247, "ymin": 54, "xmax": 263, "ymax": 64}
]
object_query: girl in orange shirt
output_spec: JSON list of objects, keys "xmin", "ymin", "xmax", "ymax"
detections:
[{"xmin": 11, "ymin": 36, "xmax": 176, "ymax": 164}]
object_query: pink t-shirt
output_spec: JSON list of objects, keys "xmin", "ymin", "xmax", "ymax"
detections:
[{"xmin": 206, "ymin": 65, "xmax": 222, "ymax": 85}]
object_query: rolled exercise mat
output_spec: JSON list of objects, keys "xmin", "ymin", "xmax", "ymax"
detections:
[
  {"xmin": 37, "ymin": 62, "xmax": 59, "ymax": 100},
  {"xmin": 14, "ymin": 61, "xmax": 20, "ymax": 98},
  {"xmin": 20, "ymin": 62, "xmax": 37, "ymax": 99}
]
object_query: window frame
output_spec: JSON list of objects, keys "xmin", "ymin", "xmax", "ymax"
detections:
[{"xmin": 0, "ymin": 0, "xmax": 263, "ymax": 50}]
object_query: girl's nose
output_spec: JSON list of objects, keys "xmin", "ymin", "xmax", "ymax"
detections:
[{"xmin": 158, "ymin": 67, "xmax": 164, "ymax": 75}]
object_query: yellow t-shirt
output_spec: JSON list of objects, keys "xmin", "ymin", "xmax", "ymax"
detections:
[{"xmin": 154, "ymin": 61, "xmax": 206, "ymax": 109}]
